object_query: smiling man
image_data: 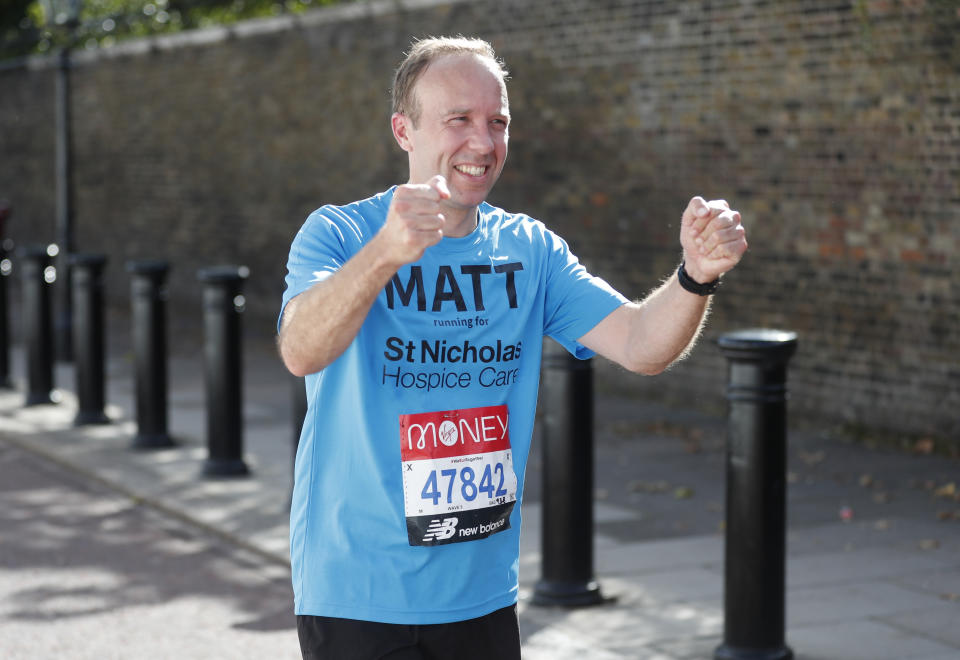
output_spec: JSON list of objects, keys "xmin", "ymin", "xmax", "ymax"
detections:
[
  {"xmin": 278, "ymin": 36, "xmax": 747, "ymax": 660},
  {"xmin": 392, "ymin": 48, "xmax": 509, "ymax": 229}
]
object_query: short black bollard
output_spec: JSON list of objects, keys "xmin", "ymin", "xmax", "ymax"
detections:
[
  {"xmin": 715, "ymin": 329, "xmax": 798, "ymax": 660},
  {"xmin": 532, "ymin": 339, "xmax": 604, "ymax": 607},
  {"xmin": 198, "ymin": 265, "xmax": 249, "ymax": 477},
  {"xmin": 0, "ymin": 240, "xmax": 12, "ymax": 389},
  {"xmin": 71, "ymin": 253, "xmax": 109, "ymax": 425},
  {"xmin": 127, "ymin": 260, "xmax": 174, "ymax": 449},
  {"xmin": 19, "ymin": 245, "xmax": 55, "ymax": 406},
  {"xmin": 0, "ymin": 201, "xmax": 13, "ymax": 389}
]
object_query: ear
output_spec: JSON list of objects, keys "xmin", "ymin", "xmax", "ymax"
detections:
[{"xmin": 391, "ymin": 112, "xmax": 414, "ymax": 153}]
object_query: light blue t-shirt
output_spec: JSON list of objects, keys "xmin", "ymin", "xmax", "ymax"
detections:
[{"xmin": 281, "ymin": 188, "xmax": 627, "ymax": 624}]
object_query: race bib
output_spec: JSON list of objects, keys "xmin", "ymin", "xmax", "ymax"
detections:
[{"xmin": 400, "ymin": 405, "xmax": 518, "ymax": 546}]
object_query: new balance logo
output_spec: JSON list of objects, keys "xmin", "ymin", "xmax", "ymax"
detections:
[{"xmin": 422, "ymin": 517, "xmax": 458, "ymax": 542}]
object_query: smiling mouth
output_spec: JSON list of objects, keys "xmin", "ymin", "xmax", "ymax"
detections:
[{"xmin": 454, "ymin": 164, "xmax": 488, "ymax": 177}]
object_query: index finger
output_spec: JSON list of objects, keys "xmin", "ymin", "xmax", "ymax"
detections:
[
  {"xmin": 428, "ymin": 174, "xmax": 451, "ymax": 200},
  {"xmin": 685, "ymin": 197, "xmax": 731, "ymax": 234},
  {"xmin": 682, "ymin": 196, "xmax": 711, "ymax": 231}
]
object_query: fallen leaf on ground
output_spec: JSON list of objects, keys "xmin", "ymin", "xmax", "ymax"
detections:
[
  {"xmin": 914, "ymin": 438, "xmax": 935, "ymax": 455},
  {"xmin": 918, "ymin": 539, "xmax": 940, "ymax": 550},
  {"xmin": 798, "ymin": 450, "xmax": 825, "ymax": 466},
  {"xmin": 934, "ymin": 482, "xmax": 956, "ymax": 498},
  {"xmin": 627, "ymin": 480, "xmax": 670, "ymax": 494}
]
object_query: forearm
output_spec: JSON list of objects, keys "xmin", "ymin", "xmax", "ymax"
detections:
[
  {"xmin": 579, "ymin": 270, "xmax": 711, "ymax": 376},
  {"xmin": 279, "ymin": 234, "xmax": 398, "ymax": 376},
  {"xmin": 623, "ymin": 272, "xmax": 711, "ymax": 374},
  {"xmin": 581, "ymin": 196, "xmax": 745, "ymax": 375},
  {"xmin": 279, "ymin": 177, "xmax": 452, "ymax": 376}
]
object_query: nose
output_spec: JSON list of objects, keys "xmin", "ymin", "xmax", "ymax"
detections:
[{"xmin": 467, "ymin": 122, "xmax": 495, "ymax": 155}]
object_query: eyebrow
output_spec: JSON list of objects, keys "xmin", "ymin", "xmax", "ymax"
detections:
[{"xmin": 444, "ymin": 107, "xmax": 511, "ymax": 119}]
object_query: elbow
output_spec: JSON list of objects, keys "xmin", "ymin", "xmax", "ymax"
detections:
[
  {"xmin": 283, "ymin": 356, "xmax": 324, "ymax": 379},
  {"xmin": 280, "ymin": 350, "xmax": 309, "ymax": 378},
  {"xmin": 626, "ymin": 361, "xmax": 667, "ymax": 377},
  {"xmin": 620, "ymin": 353, "xmax": 667, "ymax": 376},
  {"xmin": 278, "ymin": 336, "xmax": 325, "ymax": 378},
  {"xmin": 624, "ymin": 349, "xmax": 692, "ymax": 376},
  {"xmin": 285, "ymin": 362, "xmax": 314, "ymax": 379},
  {"xmin": 637, "ymin": 363, "xmax": 667, "ymax": 376}
]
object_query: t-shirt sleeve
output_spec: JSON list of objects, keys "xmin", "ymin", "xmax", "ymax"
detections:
[
  {"xmin": 278, "ymin": 208, "xmax": 350, "ymax": 333},
  {"xmin": 541, "ymin": 229, "xmax": 629, "ymax": 359}
]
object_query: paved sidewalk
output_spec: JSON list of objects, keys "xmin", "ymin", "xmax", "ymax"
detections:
[{"xmin": 0, "ymin": 316, "xmax": 958, "ymax": 659}]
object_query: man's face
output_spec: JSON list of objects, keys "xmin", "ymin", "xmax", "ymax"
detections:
[{"xmin": 394, "ymin": 54, "xmax": 510, "ymax": 213}]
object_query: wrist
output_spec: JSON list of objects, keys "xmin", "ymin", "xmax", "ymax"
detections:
[
  {"xmin": 368, "ymin": 230, "xmax": 410, "ymax": 274},
  {"xmin": 677, "ymin": 261, "xmax": 720, "ymax": 296}
]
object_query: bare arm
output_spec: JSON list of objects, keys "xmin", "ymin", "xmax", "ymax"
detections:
[
  {"xmin": 278, "ymin": 176, "xmax": 451, "ymax": 377},
  {"xmin": 578, "ymin": 196, "xmax": 747, "ymax": 375},
  {"xmin": 279, "ymin": 237, "xmax": 402, "ymax": 377}
]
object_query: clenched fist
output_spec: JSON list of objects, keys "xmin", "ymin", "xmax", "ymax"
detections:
[
  {"xmin": 378, "ymin": 175, "xmax": 452, "ymax": 267},
  {"xmin": 679, "ymin": 197, "xmax": 748, "ymax": 284}
]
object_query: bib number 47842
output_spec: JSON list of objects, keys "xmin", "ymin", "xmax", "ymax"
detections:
[
  {"xmin": 400, "ymin": 405, "xmax": 517, "ymax": 546},
  {"xmin": 420, "ymin": 463, "xmax": 510, "ymax": 507}
]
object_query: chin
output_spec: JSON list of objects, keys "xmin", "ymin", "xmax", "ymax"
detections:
[{"xmin": 449, "ymin": 190, "xmax": 490, "ymax": 209}]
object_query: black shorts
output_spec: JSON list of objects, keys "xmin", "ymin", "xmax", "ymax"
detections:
[{"xmin": 296, "ymin": 604, "xmax": 521, "ymax": 660}]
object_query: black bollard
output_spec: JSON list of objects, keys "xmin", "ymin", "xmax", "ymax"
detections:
[
  {"xmin": 0, "ymin": 201, "xmax": 12, "ymax": 389},
  {"xmin": 532, "ymin": 339, "xmax": 604, "ymax": 607},
  {"xmin": 127, "ymin": 260, "xmax": 174, "ymax": 449},
  {"xmin": 19, "ymin": 246, "xmax": 55, "ymax": 406},
  {"xmin": 0, "ymin": 240, "xmax": 11, "ymax": 389},
  {"xmin": 198, "ymin": 265, "xmax": 249, "ymax": 477},
  {"xmin": 71, "ymin": 253, "xmax": 109, "ymax": 425},
  {"xmin": 715, "ymin": 329, "xmax": 798, "ymax": 660}
]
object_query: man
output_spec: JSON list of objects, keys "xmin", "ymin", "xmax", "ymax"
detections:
[{"xmin": 279, "ymin": 36, "xmax": 746, "ymax": 660}]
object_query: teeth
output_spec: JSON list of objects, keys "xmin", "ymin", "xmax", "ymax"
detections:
[{"xmin": 456, "ymin": 165, "xmax": 486, "ymax": 177}]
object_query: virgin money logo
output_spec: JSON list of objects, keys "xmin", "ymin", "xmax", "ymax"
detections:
[
  {"xmin": 400, "ymin": 405, "xmax": 510, "ymax": 461},
  {"xmin": 438, "ymin": 420, "xmax": 458, "ymax": 447}
]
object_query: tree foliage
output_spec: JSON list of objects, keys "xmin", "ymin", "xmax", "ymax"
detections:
[{"xmin": 1, "ymin": 0, "xmax": 345, "ymax": 59}]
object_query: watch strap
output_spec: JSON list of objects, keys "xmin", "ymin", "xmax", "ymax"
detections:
[{"xmin": 677, "ymin": 262, "xmax": 720, "ymax": 296}]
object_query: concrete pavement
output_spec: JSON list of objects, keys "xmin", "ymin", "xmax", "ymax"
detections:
[
  {"xmin": 0, "ymin": 438, "xmax": 300, "ymax": 659},
  {"xmin": 0, "ymin": 314, "xmax": 958, "ymax": 659}
]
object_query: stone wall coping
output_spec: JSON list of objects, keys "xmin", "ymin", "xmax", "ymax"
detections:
[{"xmin": 0, "ymin": 0, "xmax": 473, "ymax": 73}]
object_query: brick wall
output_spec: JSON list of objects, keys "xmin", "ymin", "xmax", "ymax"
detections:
[{"xmin": 1, "ymin": 0, "xmax": 958, "ymax": 440}]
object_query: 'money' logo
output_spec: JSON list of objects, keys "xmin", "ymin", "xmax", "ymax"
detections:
[{"xmin": 385, "ymin": 263, "xmax": 523, "ymax": 312}]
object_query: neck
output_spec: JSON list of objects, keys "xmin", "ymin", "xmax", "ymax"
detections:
[{"xmin": 441, "ymin": 203, "xmax": 479, "ymax": 238}]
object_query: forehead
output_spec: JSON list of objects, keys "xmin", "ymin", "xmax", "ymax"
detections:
[{"xmin": 414, "ymin": 54, "xmax": 509, "ymax": 114}]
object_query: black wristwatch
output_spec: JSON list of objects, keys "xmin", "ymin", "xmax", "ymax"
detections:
[{"xmin": 677, "ymin": 262, "xmax": 720, "ymax": 296}]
